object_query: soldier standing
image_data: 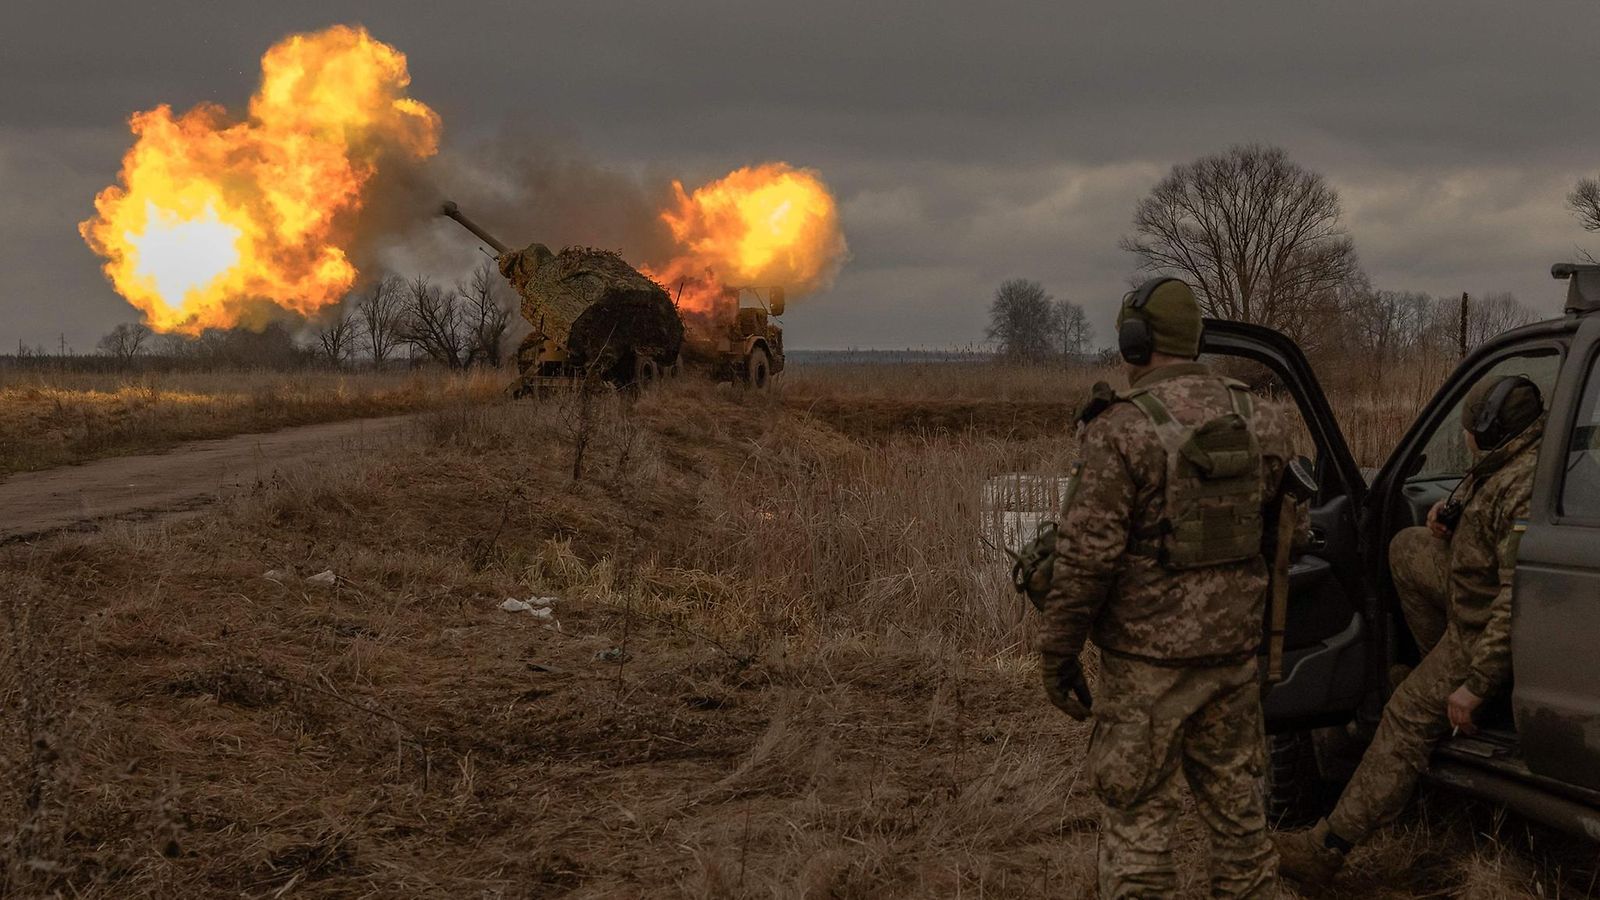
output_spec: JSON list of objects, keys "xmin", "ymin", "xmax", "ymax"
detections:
[
  {"xmin": 1037, "ymin": 277, "xmax": 1301, "ymax": 898},
  {"xmin": 1274, "ymin": 375, "xmax": 1544, "ymax": 883}
]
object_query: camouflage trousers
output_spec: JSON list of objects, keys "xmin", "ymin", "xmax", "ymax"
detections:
[
  {"xmin": 1089, "ymin": 652, "xmax": 1277, "ymax": 899},
  {"xmin": 1392, "ymin": 526, "xmax": 1451, "ymax": 654},
  {"xmin": 1327, "ymin": 526, "xmax": 1463, "ymax": 844}
]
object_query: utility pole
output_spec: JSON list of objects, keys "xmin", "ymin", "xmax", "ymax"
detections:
[{"xmin": 1458, "ymin": 293, "xmax": 1469, "ymax": 359}]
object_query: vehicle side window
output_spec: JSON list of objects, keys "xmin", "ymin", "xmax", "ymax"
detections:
[
  {"xmin": 1561, "ymin": 351, "xmax": 1600, "ymax": 519},
  {"xmin": 1411, "ymin": 351, "xmax": 1562, "ymax": 482}
]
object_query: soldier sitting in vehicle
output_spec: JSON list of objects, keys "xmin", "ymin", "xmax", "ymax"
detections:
[{"xmin": 1275, "ymin": 375, "xmax": 1544, "ymax": 883}]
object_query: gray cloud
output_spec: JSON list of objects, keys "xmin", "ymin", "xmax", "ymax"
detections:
[{"xmin": 3, "ymin": 0, "xmax": 1599, "ymax": 353}]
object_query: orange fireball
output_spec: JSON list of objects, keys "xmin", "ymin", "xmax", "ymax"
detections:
[
  {"xmin": 643, "ymin": 163, "xmax": 847, "ymax": 313},
  {"xmin": 80, "ymin": 25, "xmax": 440, "ymax": 333}
]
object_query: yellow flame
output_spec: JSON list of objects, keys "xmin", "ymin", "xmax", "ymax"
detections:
[
  {"xmin": 79, "ymin": 25, "xmax": 439, "ymax": 333},
  {"xmin": 644, "ymin": 162, "xmax": 847, "ymax": 314}
]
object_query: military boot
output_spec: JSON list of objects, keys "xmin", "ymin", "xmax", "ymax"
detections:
[{"xmin": 1272, "ymin": 819, "xmax": 1347, "ymax": 885}]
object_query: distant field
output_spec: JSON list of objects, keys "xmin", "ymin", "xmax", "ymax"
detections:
[
  {"xmin": 1, "ymin": 364, "xmax": 1588, "ymax": 897},
  {"xmin": 0, "ymin": 367, "xmax": 507, "ymax": 477},
  {"xmin": 785, "ymin": 354, "xmax": 1452, "ymax": 469},
  {"xmin": 0, "ymin": 350, "xmax": 1450, "ymax": 482}
]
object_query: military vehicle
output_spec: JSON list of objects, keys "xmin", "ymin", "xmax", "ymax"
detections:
[
  {"xmin": 440, "ymin": 201, "xmax": 785, "ymax": 392},
  {"xmin": 679, "ymin": 284, "xmax": 787, "ymax": 389},
  {"xmin": 1210, "ymin": 263, "xmax": 1600, "ymax": 836}
]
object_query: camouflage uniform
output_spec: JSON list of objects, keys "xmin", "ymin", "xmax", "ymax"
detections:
[
  {"xmin": 1391, "ymin": 527, "xmax": 1450, "ymax": 654},
  {"xmin": 1323, "ymin": 420, "xmax": 1542, "ymax": 845},
  {"xmin": 1040, "ymin": 362, "xmax": 1300, "ymax": 899}
]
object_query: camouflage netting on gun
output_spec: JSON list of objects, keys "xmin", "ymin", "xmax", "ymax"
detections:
[
  {"xmin": 568, "ymin": 289, "xmax": 685, "ymax": 374},
  {"xmin": 499, "ymin": 243, "xmax": 684, "ymax": 374}
]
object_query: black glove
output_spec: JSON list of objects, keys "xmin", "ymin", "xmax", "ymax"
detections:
[{"xmin": 1040, "ymin": 650, "xmax": 1093, "ymax": 720}]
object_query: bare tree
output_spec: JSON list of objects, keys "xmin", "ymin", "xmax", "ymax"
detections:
[
  {"xmin": 151, "ymin": 332, "xmax": 193, "ymax": 360},
  {"xmin": 1572, "ymin": 178, "xmax": 1600, "ymax": 262},
  {"xmin": 1121, "ymin": 144, "xmax": 1358, "ymax": 342},
  {"xmin": 356, "ymin": 274, "xmax": 406, "ymax": 367},
  {"xmin": 1337, "ymin": 289, "xmax": 1532, "ymax": 370},
  {"xmin": 315, "ymin": 304, "xmax": 363, "ymax": 368},
  {"xmin": 1570, "ymin": 176, "xmax": 1600, "ymax": 250},
  {"xmin": 399, "ymin": 274, "xmax": 468, "ymax": 369},
  {"xmin": 1460, "ymin": 291, "xmax": 1534, "ymax": 348},
  {"xmin": 1054, "ymin": 299, "xmax": 1094, "ymax": 360},
  {"xmin": 96, "ymin": 322, "xmax": 152, "ymax": 367},
  {"xmin": 985, "ymin": 278, "xmax": 1056, "ymax": 363},
  {"xmin": 461, "ymin": 260, "xmax": 512, "ymax": 367},
  {"xmin": 1344, "ymin": 288, "xmax": 1433, "ymax": 384}
]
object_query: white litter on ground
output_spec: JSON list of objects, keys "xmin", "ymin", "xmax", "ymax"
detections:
[
  {"xmin": 499, "ymin": 596, "xmax": 562, "ymax": 630},
  {"xmin": 501, "ymin": 595, "xmax": 558, "ymax": 611},
  {"xmin": 500, "ymin": 596, "xmax": 561, "ymax": 631},
  {"xmin": 306, "ymin": 570, "xmax": 337, "ymax": 586}
]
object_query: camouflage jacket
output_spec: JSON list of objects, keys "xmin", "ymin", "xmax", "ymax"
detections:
[
  {"xmin": 1448, "ymin": 420, "xmax": 1542, "ymax": 698},
  {"xmin": 1038, "ymin": 363, "xmax": 1302, "ymax": 665}
]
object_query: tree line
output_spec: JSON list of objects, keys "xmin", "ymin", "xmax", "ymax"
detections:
[
  {"xmin": 88, "ymin": 259, "xmax": 520, "ymax": 372},
  {"xmin": 988, "ymin": 143, "xmax": 1556, "ymax": 368},
  {"xmin": 985, "ymin": 279, "xmax": 1096, "ymax": 364}
]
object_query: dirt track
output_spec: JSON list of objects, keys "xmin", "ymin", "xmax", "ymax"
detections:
[{"xmin": 0, "ymin": 413, "xmax": 416, "ymax": 542}]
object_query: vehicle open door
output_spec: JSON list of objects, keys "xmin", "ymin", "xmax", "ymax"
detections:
[
  {"xmin": 1350, "ymin": 273, "xmax": 1590, "ymax": 831},
  {"xmin": 1201, "ymin": 320, "xmax": 1378, "ymax": 728}
]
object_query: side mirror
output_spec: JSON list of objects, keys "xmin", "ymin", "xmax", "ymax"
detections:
[{"xmin": 769, "ymin": 286, "xmax": 786, "ymax": 317}]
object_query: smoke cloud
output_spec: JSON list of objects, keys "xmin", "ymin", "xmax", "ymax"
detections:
[{"xmin": 363, "ymin": 128, "xmax": 683, "ymax": 283}]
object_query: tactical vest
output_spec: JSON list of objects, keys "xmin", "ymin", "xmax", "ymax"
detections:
[{"xmin": 1124, "ymin": 379, "xmax": 1265, "ymax": 570}]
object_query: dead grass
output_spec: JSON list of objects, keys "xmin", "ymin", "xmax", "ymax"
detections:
[
  {"xmin": 0, "ymin": 367, "xmax": 507, "ymax": 478},
  {"xmin": 781, "ymin": 361, "xmax": 1108, "ymax": 444},
  {"xmin": 784, "ymin": 361, "xmax": 1109, "ymax": 403},
  {"xmin": 0, "ymin": 368, "xmax": 1591, "ymax": 898},
  {"xmin": 786, "ymin": 356, "xmax": 1452, "ymax": 468}
]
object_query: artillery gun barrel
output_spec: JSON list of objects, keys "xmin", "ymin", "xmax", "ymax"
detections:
[{"xmin": 439, "ymin": 201, "xmax": 509, "ymax": 255}]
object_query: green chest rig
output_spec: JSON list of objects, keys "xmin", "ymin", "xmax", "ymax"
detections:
[{"xmin": 1124, "ymin": 378, "xmax": 1265, "ymax": 570}]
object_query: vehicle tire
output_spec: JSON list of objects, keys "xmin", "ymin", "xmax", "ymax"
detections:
[
  {"xmin": 1264, "ymin": 730, "xmax": 1323, "ymax": 827},
  {"xmin": 632, "ymin": 356, "xmax": 661, "ymax": 388},
  {"xmin": 745, "ymin": 347, "xmax": 772, "ymax": 389}
]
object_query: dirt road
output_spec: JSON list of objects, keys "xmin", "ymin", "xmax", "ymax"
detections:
[{"xmin": 0, "ymin": 413, "xmax": 417, "ymax": 541}]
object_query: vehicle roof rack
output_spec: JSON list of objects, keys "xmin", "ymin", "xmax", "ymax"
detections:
[{"xmin": 1552, "ymin": 263, "xmax": 1600, "ymax": 314}]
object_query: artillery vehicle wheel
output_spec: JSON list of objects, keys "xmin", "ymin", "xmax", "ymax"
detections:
[
  {"xmin": 745, "ymin": 347, "xmax": 772, "ymax": 389},
  {"xmin": 631, "ymin": 356, "xmax": 661, "ymax": 391}
]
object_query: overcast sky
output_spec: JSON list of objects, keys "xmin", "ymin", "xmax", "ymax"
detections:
[{"xmin": 4, "ymin": 0, "xmax": 1599, "ymax": 353}]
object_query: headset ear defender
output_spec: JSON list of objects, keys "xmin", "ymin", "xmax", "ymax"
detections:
[
  {"xmin": 1118, "ymin": 277, "xmax": 1180, "ymax": 366},
  {"xmin": 1118, "ymin": 316, "xmax": 1154, "ymax": 366},
  {"xmin": 1470, "ymin": 375, "xmax": 1540, "ymax": 451}
]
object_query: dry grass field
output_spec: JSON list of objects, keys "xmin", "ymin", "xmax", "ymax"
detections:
[
  {"xmin": 0, "ymin": 368, "xmax": 507, "ymax": 478},
  {"xmin": 1, "ymin": 363, "xmax": 1593, "ymax": 898}
]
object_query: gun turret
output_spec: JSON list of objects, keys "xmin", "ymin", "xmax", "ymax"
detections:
[
  {"xmin": 439, "ymin": 200, "xmax": 509, "ymax": 255},
  {"xmin": 438, "ymin": 200, "xmax": 684, "ymax": 388}
]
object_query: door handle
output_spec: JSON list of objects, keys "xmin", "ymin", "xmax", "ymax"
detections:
[{"xmin": 1306, "ymin": 527, "xmax": 1328, "ymax": 553}]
